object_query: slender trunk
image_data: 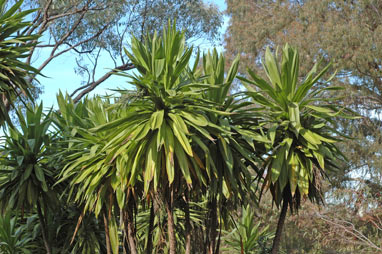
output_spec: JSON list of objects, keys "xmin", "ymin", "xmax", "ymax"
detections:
[
  {"xmin": 166, "ymin": 188, "xmax": 176, "ymax": 254},
  {"xmin": 126, "ymin": 205, "xmax": 138, "ymax": 254},
  {"xmin": 37, "ymin": 202, "xmax": 51, "ymax": 254},
  {"xmin": 208, "ymin": 197, "xmax": 218, "ymax": 254},
  {"xmin": 103, "ymin": 210, "xmax": 112, "ymax": 254},
  {"xmin": 271, "ymin": 200, "xmax": 289, "ymax": 254},
  {"xmin": 214, "ymin": 211, "xmax": 223, "ymax": 254},
  {"xmin": 122, "ymin": 232, "xmax": 128, "ymax": 254},
  {"xmin": 146, "ymin": 200, "xmax": 155, "ymax": 254},
  {"xmin": 121, "ymin": 209, "xmax": 128, "ymax": 254},
  {"xmin": 184, "ymin": 193, "xmax": 191, "ymax": 254}
]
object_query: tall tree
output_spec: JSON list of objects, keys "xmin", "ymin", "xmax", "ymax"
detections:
[
  {"xmin": 240, "ymin": 44, "xmax": 352, "ymax": 254},
  {"xmin": 11, "ymin": 0, "xmax": 222, "ymax": 102},
  {"xmin": 56, "ymin": 94, "xmax": 127, "ymax": 254},
  {"xmin": 90, "ymin": 22, "xmax": 263, "ymax": 254}
]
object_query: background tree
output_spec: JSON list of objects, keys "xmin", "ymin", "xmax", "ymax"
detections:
[
  {"xmin": 225, "ymin": 0, "xmax": 382, "ymax": 251},
  {"xmin": 9, "ymin": 0, "xmax": 222, "ymax": 102}
]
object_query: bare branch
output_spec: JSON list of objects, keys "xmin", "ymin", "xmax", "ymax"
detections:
[
  {"xmin": 72, "ymin": 63, "xmax": 135, "ymax": 103},
  {"xmin": 37, "ymin": 23, "xmax": 110, "ymax": 73},
  {"xmin": 317, "ymin": 213, "xmax": 382, "ymax": 252}
]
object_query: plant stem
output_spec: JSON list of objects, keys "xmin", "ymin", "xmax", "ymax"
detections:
[
  {"xmin": 185, "ymin": 193, "xmax": 191, "ymax": 254},
  {"xmin": 166, "ymin": 187, "xmax": 176, "ymax": 254},
  {"xmin": 126, "ymin": 204, "xmax": 138, "ymax": 254},
  {"xmin": 36, "ymin": 201, "xmax": 51, "ymax": 254},
  {"xmin": 103, "ymin": 210, "xmax": 112, "ymax": 254},
  {"xmin": 207, "ymin": 197, "xmax": 218, "ymax": 254},
  {"xmin": 146, "ymin": 200, "xmax": 155, "ymax": 254},
  {"xmin": 121, "ymin": 208, "xmax": 128, "ymax": 254},
  {"xmin": 271, "ymin": 199, "xmax": 288, "ymax": 254}
]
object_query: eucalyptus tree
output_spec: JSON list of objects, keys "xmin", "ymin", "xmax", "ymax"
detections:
[
  {"xmin": 239, "ymin": 44, "xmax": 353, "ymax": 254},
  {"xmin": 0, "ymin": 104, "xmax": 58, "ymax": 254},
  {"xmin": 0, "ymin": 0, "xmax": 39, "ymax": 125},
  {"xmin": 8, "ymin": 0, "xmax": 222, "ymax": 102}
]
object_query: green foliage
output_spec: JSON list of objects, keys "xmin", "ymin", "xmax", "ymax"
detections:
[
  {"xmin": 98, "ymin": 22, "xmax": 225, "ymax": 195},
  {"xmin": 240, "ymin": 44, "xmax": 352, "ymax": 210},
  {"xmin": 44, "ymin": 0, "xmax": 222, "ymax": 54},
  {"xmin": 0, "ymin": 15, "xmax": 357, "ymax": 253},
  {"xmin": 55, "ymin": 94, "xmax": 122, "ymax": 253},
  {"xmin": 0, "ymin": 0, "xmax": 39, "ymax": 125},
  {"xmin": 57, "ymin": 94, "xmax": 120, "ymax": 216},
  {"xmin": 223, "ymin": 205, "xmax": 274, "ymax": 254},
  {"xmin": 0, "ymin": 103, "xmax": 58, "ymax": 212},
  {"xmin": 47, "ymin": 206, "xmax": 105, "ymax": 254},
  {"xmin": 200, "ymin": 49, "xmax": 262, "ymax": 200},
  {"xmin": 0, "ymin": 211, "xmax": 37, "ymax": 254}
]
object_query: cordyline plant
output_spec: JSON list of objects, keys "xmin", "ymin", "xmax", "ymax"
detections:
[
  {"xmin": 239, "ymin": 44, "xmax": 354, "ymax": 254},
  {"xmin": 0, "ymin": 0, "xmax": 40, "ymax": 126},
  {"xmin": 89, "ymin": 21, "xmax": 261, "ymax": 254},
  {"xmin": 56, "ymin": 94, "xmax": 128, "ymax": 254},
  {"xmin": 93, "ymin": 22, "xmax": 225, "ymax": 254},
  {"xmin": 223, "ymin": 205, "xmax": 274, "ymax": 254},
  {"xmin": 197, "ymin": 49, "xmax": 266, "ymax": 254},
  {"xmin": 0, "ymin": 104, "xmax": 58, "ymax": 254}
]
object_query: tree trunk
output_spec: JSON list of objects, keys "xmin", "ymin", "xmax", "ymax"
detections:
[
  {"xmin": 103, "ymin": 210, "xmax": 112, "ymax": 254},
  {"xmin": 207, "ymin": 197, "xmax": 218, "ymax": 254},
  {"xmin": 37, "ymin": 202, "xmax": 52, "ymax": 254},
  {"xmin": 271, "ymin": 200, "xmax": 289, "ymax": 254},
  {"xmin": 184, "ymin": 193, "xmax": 191, "ymax": 254},
  {"xmin": 126, "ymin": 205, "xmax": 138, "ymax": 254},
  {"xmin": 146, "ymin": 200, "xmax": 155, "ymax": 254},
  {"xmin": 166, "ymin": 189, "xmax": 177, "ymax": 254},
  {"xmin": 122, "ymin": 232, "xmax": 128, "ymax": 254},
  {"xmin": 121, "ymin": 209, "xmax": 128, "ymax": 254}
]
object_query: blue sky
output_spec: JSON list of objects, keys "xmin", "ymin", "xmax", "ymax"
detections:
[{"xmin": 36, "ymin": 0, "xmax": 228, "ymax": 108}]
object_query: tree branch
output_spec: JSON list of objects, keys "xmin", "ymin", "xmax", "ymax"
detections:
[
  {"xmin": 72, "ymin": 63, "xmax": 135, "ymax": 103},
  {"xmin": 36, "ymin": 23, "xmax": 110, "ymax": 73}
]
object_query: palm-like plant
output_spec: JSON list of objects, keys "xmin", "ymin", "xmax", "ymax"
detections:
[
  {"xmin": 239, "ymin": 44, "xmax": 352, "ymax": 254},
  {"xmin": 94, "ymin": 22, "xmax": 232, "ymax": 254},
  {"xmin": 0, "ymin": 103, "xmax": 57, "ymax": 254},
  {"xmin": 56, "ymin": 94, "xmax": 124, "ymax": 254},
  {"xmin": 197, "ymin": 49, "xmax": 266, "ymax": 254},
  {"xmin": 223, "ymin": 205, "xmax": 274, "ymax": 254},
  {"xmin": 0, "ymin": 0, "xmax": 39, "ymax": 126},
  {"xmin": 0, "ymin": 211, "xmax": 36, "ymax": 254}
]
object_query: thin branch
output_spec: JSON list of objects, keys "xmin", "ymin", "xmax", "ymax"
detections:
[
  {"xmin": 26, "ymin": 0, "xmax": 54, "ymax": 64},
  {"xmin": 75, "ymin": 57, "xmax": 91, "ymax": 86},
  {"xmin": 50, "ymin": 2, "xmax": 90, "ymax": 57},
  {"xmin": 47, "ymin": 5, "xmax": 106, "ymax": 21},
  {"xmin": 36, "ymin": 23, "xmax": 110, "ymax": 73},
  {"xmin": 91, "ymin": 48, "xmax": 102, "ymax": 82},
  {"xmin": 317, "ymin": 213, "xmax": 382, "ymax": 251},
  {"xmin": 72, "ymin": 63, "xmax": 135, "ymax": 103}
]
